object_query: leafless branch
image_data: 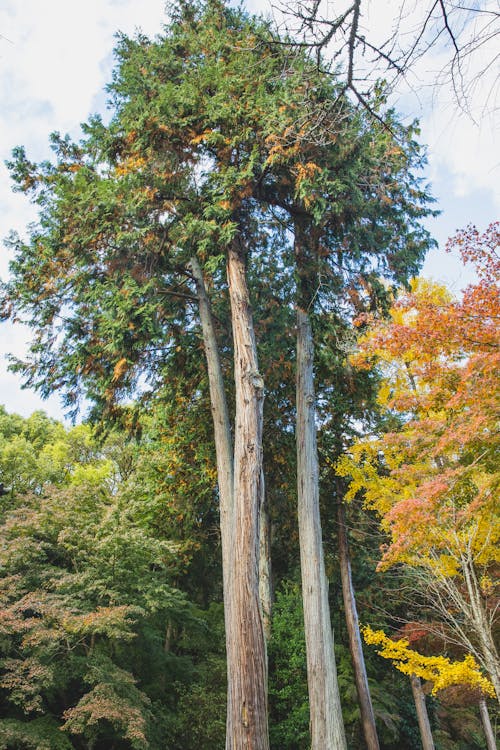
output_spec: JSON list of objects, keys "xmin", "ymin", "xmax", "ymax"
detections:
[{"xmin": 271, "ymin": 0, "xmax": 499, "ymax": 119}]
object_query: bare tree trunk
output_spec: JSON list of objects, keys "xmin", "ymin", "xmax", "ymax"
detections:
[
  {"xmin": 410, "ymin": 674, "xmax": 435, "ymax": 750},
  {"xmin": 190, "ymin": 256, "xmax": 234, "ymax": 568},
  {"xmin": 225, "ymin": 238, "xmax": 269, "ymax": 750},
  {"xmin": 478, "ymin": 697, "xmax": 497, "ymax": 750},
  {"xmin": 337, "ymin": 497, "xmax": 380, "ymax": 750},
  {"xmin": 296, "ymin": 308, "xmax": 347, "ymax": 750},
  {"xmin": 192, "ymin": 253, "xmax": 271, "ymax": 748},
  {"xmin": 461, "ymin": 555, "xmax": 500, "ymax": 703}
]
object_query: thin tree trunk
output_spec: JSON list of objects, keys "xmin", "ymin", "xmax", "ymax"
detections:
[
  {"xmin": 296, "ymin": 308, "xmax": 347, "ymax": 750},
  {"xmin": 478, "ymin": 697, "xmax": 497, "ymax": 750},
  {"xmin": 294, "ymin": 218, "xmax": 346, "ymax": 749},
  {"xmin": 410, "ymin": 674, "xmax": 435, "ymax": 750},
  {"xmin": 337, "ymin": 497, "xmax": 380, "ymax": 750},
  {"xmin": 189, "ymin": 256, "xmax": 234, "ymax": 575},
  {"xmin": 462, "ymin": 555, "xmax": 500, "ymax": 702},
  {"xmin": 225, "ymin": 238, "xmax": 269, "ymax": 750},
  {"xmin": 190, "ymin": 255, "xmax": 236, "ymax": 731}
]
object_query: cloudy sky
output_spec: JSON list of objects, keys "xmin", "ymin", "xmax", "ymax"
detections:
[{"xmin": 0, "ymin": 0, "xmax": 498, "ymax": 421}]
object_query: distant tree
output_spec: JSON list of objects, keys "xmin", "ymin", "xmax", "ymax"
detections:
[{"xmin": 0, "ymin": 415, "xmax": 191, "ymax": 750}]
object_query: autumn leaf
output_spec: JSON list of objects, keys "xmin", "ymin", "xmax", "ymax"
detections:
[{"xmin": 112, "ymin": 358, "xmax": 128, "ymax": 383}]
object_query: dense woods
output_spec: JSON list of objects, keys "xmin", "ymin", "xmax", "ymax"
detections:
[{"xmin": 0, "ymin": 1, "xmax": 498, "ymax": 748}]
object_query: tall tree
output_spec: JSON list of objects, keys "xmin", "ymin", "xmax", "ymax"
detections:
[
  {"xmin": 1, "ymin": 4, "xmax": 303, "ymax": 746},
  {"xmin": 254, "ymin": 90, "xmax": 435, "ymax": 746}
]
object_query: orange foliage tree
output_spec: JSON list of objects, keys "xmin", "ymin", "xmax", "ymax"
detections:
[{"xmin": 338, "ymin": 223, "xmax": 500, "ymax": 700}]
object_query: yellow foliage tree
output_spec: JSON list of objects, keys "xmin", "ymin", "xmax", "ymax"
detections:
[
  {"xmin": 337, "ymin": 224, "xmax": 500, "ymax": 700},
  {"xmin": 362, "ymin": 626, "xmax": 495, "ymax": 698}
]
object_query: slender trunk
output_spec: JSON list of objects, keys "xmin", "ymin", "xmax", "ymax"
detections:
[
  {"xmin": 190, "ymin": 256, "xmax": 234, "ymax": 574},
  {"xmin": 164, "ymin": 620, "xmax": 174, "ymax": 653},
  {"xmin": 294, "ymin": 219, "xmax": 346, "ymax": 749},
  {"xmin": 410, "ymin": 674, "xmax": 435, "ymax": 750},
  {"xmin": 462, "ymin": 556, "xmax": 500, "ymax": 702},
  {"xmin": 478, "ymin": 697, "xmax": 497, "ymax": 750},
  {"xmin": 296, "ymin": 308, "xmax": 347, "ymax": 750},
  {"xmin": 159, "ymin": 620, "xmax": 175, "ymax": 690},
  {"xmin": 225, "ymin": 238, "xmax": 269, "ymax": 750},
  {"xmin": 337, "ymin": 498, "xmax": 380, "ymax": 750},
  {"xmin": 475, "ymin": 621, "xmax": 500, "ymax": 704}
]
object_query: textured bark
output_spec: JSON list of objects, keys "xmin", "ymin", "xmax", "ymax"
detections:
[
  {"xmin": 192, "ymin": 253, "xmax": 271, "ymax": 746},
  {"xmin": 225, "ymin": 239, "xmax": 269, "ymax": 750},
  {"xmin": 410, "ymin": 674, "xmax": 435, "ymax": 750},
  {"xmin": 259, "ymin": 491, "xmax": 272, "ymax": 643},
  {"xmin": 296, "ymin": 308, "xmax": 347, "ymax": 750},
  {"xmin": 337, "ymin": 498, "xmax": 380, "ymax": 750},
  {"xmin": 478, "ymin": 698, "xmax": 497, "ymax": 750}
]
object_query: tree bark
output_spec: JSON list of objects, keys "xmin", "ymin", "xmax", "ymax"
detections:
[
  {"xmin": 478, "ymin": 697, "xmax": 497, "ymax": 750},
  {"xmin": 410, "ymin": 674, "xmax": 435, "ymax": 750},
  {"xmin": 190, "ymin": 256, "xmax": 234, "ymax": 572},
  {"xmin": 337, "ymin": 497, "xmax": 380, "ymax": 750},
  {"xmin": 192, "ymin": 252, "xmax": 271, "ymax": 747},
  {"xmin": 225, "ymin": 238, "xmax": 269, "ymax": 750},
  {"xmin": 259, "ymin": 491, "xmax": 272, "ymax": 643},
  {"xmin": 296, "ymin": 307, "xmax": 347, "ymax": 750}
]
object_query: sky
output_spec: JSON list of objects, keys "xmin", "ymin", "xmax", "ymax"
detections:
[{"xmin": 0, "ymin": 0, "xmax": 498, "ymax": 421}]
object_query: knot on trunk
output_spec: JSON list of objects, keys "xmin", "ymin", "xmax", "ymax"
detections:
[
  {"xmin": 241, "ymin": 702, "xmax": 249, "ymax": 728},
  {"xmin": 248, "ymin": 370, "xmax": 264, "ymax": 392}
]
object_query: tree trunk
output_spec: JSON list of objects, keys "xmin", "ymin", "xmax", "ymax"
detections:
[
  {"xmin": 462, "ymin": 556, "xmax": 500, "ymax": 702},
  {"xmin": 225, "ymin": 238, "xmax": 269, "ymax": 750},
  {"xmin": 410, "ymin": 674, "xmax": 435, "ymax": 750},
  {"xmin": 296, "ymin": 308, "xmax": 347, "ymax": 750},
  {"xmin": 190, "ymin": 256, "xmax": 234, "ymax": 577},
  {"xmin": 190, "ymin": 255, "xmax": 236, "ymax": 731},
  {"xmin": 478, "ymin": 697, "xmax": 497, "ymax": 750},
  {"xmin": 192, "ymin": 253, "xmax": 271, "ymax": 747},
  {"xmin": 337, "ymin": 497, "xmax": 380, "ymax": 750}
]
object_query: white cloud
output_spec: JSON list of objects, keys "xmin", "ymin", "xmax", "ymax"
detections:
[
  {"xmin": 423, "ymin": 94, "xmax": 499, "ymax": 209},
  {"xmin": 0, "ymin": 0, "xmax": 168, "ymax": 419}
]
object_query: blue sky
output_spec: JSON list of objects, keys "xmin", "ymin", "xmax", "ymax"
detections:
[{"xmin": 0, "ymin": 0, "xmax": 498, "ymax": 421}]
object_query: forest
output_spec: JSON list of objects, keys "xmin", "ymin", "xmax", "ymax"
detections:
[{"xmin": 0, "ymin": 1, "xmax": 498, "ymax": 748}]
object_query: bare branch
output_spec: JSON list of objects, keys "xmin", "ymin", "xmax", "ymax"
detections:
[
  {"xmin": 438, "ymin": 0, "xmax": 461, "ymax": 55},
  {"xmin": 272, "ymin": 0, "xmax": 499, "ymax": 119}
]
